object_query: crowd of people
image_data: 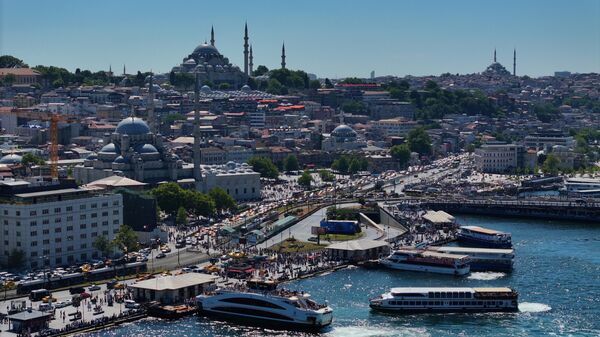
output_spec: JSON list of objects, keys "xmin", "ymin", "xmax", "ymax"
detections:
[{"xmin": 37, "ymin": 309, "xmax": 144, "ymax": 337}]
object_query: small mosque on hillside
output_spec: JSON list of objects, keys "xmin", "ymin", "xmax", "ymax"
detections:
[
  {"xmin": 321, "ymin": 114, "xmax": 368, "ymax": 152},
  {"xmin": 482, "ymin": 49, "xmax": 516, "ymax": 77}
]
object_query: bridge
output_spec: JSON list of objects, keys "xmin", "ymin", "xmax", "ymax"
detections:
[{"xmin": 391, "ymin": 196, "xmax": 600, "ymax": 222}]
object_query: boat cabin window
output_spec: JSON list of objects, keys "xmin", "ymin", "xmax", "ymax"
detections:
[
  {"xmin": 429, "ymin": 292, "xmax": 434, "ymax": 298},
  {"xmin": 434, "ymin": 292, "xmax": 440, "ymax": 298},
  {"xmin": 465, "ymin": 293, "xmax": 471, "ymax": 298},
  {"xmin": 220, "ymin": 297, "xmax": 285, "ymax": 310}
]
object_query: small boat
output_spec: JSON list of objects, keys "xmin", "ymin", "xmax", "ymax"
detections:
[
  {"xmin": 380, "ymin": 248, "xmax": 470, "ymax": 276},
  {"xmin": 370, "ymin": 287, "xmax": 519, "ymax": 313},
  {"xmin": 458, "ymin": 226, "xmax": 512, "ymax": 248},
  {"xmin": 196, "ymin": 279, "xmax": 333, "ymax": 332}
]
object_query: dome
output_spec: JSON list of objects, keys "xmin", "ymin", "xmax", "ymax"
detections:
[
  {"xmin": 99, "ymin": 143, "xmax": 119, "ymax": 153},
  {"xmin": 86, "ymin": 153, "xmax": 98, "ymax": 160},
  {"xmin": 192, "ymin": 43, "xmax": 221, "ymax": 58},
  {"xmin": 241, "ymin": 84, "xmax": 251, "ymax": 92},
  {"xmin": 116, "ymin": 117, "xmax": 150, "ymax": 135},
  {"xmin": 0, "ymin": 153, "xmax": 22, "ymax": 164},
  {"xmin": 113, "ymin": 156, "xmax": 127, "ymax": 164},
  {"xmin": 183, "ymin": 58, "xmax": 197, "ymax": 65},
  {"xmin": 135, "ymin": 144, "xmax": 158, "ymax": 154},
  {"xmin": 201, "ymin": 85, "xmax": 211, "ymax": 93},
  {"xmin": 332, "ymin": 124, "xmax": 357, "ymax": 138}
]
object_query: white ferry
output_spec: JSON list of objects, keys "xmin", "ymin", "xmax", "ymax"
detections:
[
  {"xmin": 369, "ymin": 287, "xmax": 519, "ymax": 313},
  {"xmin": 427, "ymin": 246, "xmax": 514, "ymax": 272},
  {"xmin": 380, "ymin": 248, "xmax": 470, "ymax": 276},
  {"xmin": 196, "ymin": 279, "xmax": 333, "ymax": 332},
  {"xmin": 458, "ymin": 226, "xmax": 512, "ymax": 248}
]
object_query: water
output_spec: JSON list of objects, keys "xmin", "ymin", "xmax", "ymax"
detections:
[{"xmin": 85, "ymin": 216, "xmax": 600, "ymax": 337}]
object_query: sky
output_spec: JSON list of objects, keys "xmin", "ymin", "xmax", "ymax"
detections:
[{"xmin": 1, "ymin": 0, "xmax": 599, "ymax": 78}]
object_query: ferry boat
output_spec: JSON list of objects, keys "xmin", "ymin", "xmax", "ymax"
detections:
[
  {"xmin": 369, "ymin": 287, "xmax": 519, "ymax": 313},
  {"xmin": 458, "ymin": 226, "xmax": 512, "ymax": 248},
  {"xmin": 196, "ymin": 279, "xmax": 333, "ymax": 332},
  {"xmin": 427, "ymin": 246, "xmax": 514, "ymax": 272},
  {"xmin": 380, "ymin": 248, "xmax": 470, "ymax": 276}
]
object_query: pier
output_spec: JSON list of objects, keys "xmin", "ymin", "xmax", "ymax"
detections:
[{"xmin": 393, "ymin": 197, "xmax": 600, "ymax": 222}]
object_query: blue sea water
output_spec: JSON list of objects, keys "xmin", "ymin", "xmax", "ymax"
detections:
[{"xmin": 85, "ymin": 216, "xmax": 600, "ymax": 337}]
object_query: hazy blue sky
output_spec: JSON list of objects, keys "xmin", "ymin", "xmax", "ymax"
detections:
[{"xmin": 1, "ymin": 0, "xmax": 599, "ymax": 78}]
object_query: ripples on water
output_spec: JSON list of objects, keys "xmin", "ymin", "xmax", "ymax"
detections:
[{"xmin": 83, "ymin": 216, "xmax": 600, "ymax": 337}]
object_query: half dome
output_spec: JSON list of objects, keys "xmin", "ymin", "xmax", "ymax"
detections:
[{"xmin": 116, "ymin": 117, "xmax": 150, "ymax": 135}]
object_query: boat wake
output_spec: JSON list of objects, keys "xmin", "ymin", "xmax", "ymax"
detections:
[
  {"xmin": 518, "ymin": 302, "xmax": 552, "ymax": 313},
  {"xmin": 329, "ymin": 326, "xmax": 429, "ymax": 337},
  {"xmin": 467, "ymin": 272, "xmax": 506, "ymax": 280}
]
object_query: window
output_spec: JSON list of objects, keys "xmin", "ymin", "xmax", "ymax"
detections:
[
  {"xmin": 211, "ymin": 307, "xmax": 292, "ymax": 321},
  {"xmin": 55, "ymin": 228, "xmax": 62, "ymax": 233},
  {"xmin": 102, "ymin": 221, "xmax": 108, "ymax": 226},
  {"xmin": 102, "ymin": 230, "xmax": 108, "ymax": 236},
  {"xmin": 30, "ymin": 210, "xmax": 37, "ymax": 216},
  {"xmin": 67, "ymin": 216, "xmax": 73, "ymax": 221},
  {"xmin": 80, "ymin": 233, "xmax": 87, "ymax": 239},
  {"xmin": 30, "ymin": 231, "xmax": 37, "ymax": 236},
  {"xmin": 113, "ymin": 201, "xmax": 119, "ymax": 206},
  {"xmin": 113, "ymin": 220, "xmax": 119, "ymax": 224},
  {"xmin": 31, "ymin": 241, "xmax": 37, "ymax": 247},
  {"xmin": 102, "ymin": 202, "xmax": 108, "ymax": 207},
  {"xmin": 42, "ymin": 209, "xmax": 49, "ymax": 215},
  {"xmin": 80, "ymin": 205, "xmax": 86, "ymax": 210},
  {"xmin": 30, "ymin": 221, "xmax": 37, "ymax": 226},
  {"xmin": 80, "ymin": 244, "xmax": 87, "ymax": 249},
  {"xmin": 15, "ymin": 211, "xmax": 20, "ymax": 216},
  {"xmin": 55, "ymin": 257, "xmax": 62, "ymax": 264},
  {"xmin": 67, "ymin": 246, "xmax": 74, "ymax": 251},
  {"xmin": 3, "ymin": 210, "xmax": 7, "ymax": 215},
  {"xmin": 43, "ymin": 239, "xmax": 49, "ymax": 245},
  {"xmin": 31, "ymin": 251, "xmax": 38, "ymax": 257},
  {"xmin": 16, "ymin": 221, "xmax": 20, "ymax": 227},
  {"xmin": 102, "ymin": 212, "xmax": 108, "ymax": 217},
  {"xmin": 55, "ymin": 218, "xmax": 61, "ymax": 223},
  {"xmin": 54, "ymin": 208, "xmax": 61, "ymax": 213},
  {"xmin": 43, "ymin": 219, "xmax": 49, "ymax": 225},
  {"xmin": 80, "ymin": 224, "xmax": 86, "ymax": 229},
  {"xmin": 66, "ymin": 226, "xmax": 73, "ymax": 231},
  {"xmin": 91, "ymin": 213, "xmax": 97, "ymax": 218},
  {"xmin": 66, "ymin": 206, "xmax": 73, "ymax": 212},
  {"xmin": 55, "ymin": 238, "xmax": 61, "ymax": 243},
  {"xmin": 56, "ymin": 247, "xmax": 62, "ymax": 253},
  {"xmin": 113, "ymin": 210, "xmax": 119, "ymax": 215},
  {"xmin": 80, "ymin": 214, "xmax": 86, "ymax": 220},
  {"xmin": 91, "ymin": 223, "xmax": 98, "ymax": 228},
  {"xmin": 91, "ymin": 203, "xmax": 97, "ymax": 209},
  {"xmin": 43, "ymin": 229, "xmax": 49, "ymax": 235}
]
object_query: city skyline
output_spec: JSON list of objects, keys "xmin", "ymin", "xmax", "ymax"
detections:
[{"xmin": 1, "ymin": 0, "xmax": 599, "ymax": 78}]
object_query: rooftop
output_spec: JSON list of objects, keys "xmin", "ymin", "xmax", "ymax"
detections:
[
  {"xmin": 130, "ymin": 273, "xmax": 218, "ymax": 291},
  {"xmin": 327, "ymin": 239, "xmax": 389, "ymax": 251}
]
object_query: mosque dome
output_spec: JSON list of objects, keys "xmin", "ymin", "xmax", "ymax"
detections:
[
  {"xmin": 0, "ymin": 153, "xmax": 23, "ymax": 164},
  {"xmin": 99, "ymin": 143, "xmax": 119, "ymax": 153},
  {"xmin": 86, "ymin": 153, "xmax": 98, "ymax": 160},
  {"xmin": 135, "ymin": 144, "xmax": 159, "ymax": 154},
  {"xmin": 331, "ymin": 124, "xmax": 357, "ymax": 138},
  {"xmin": 183, "ymin": 58, "xmax": 197, "ymax": 65},
  {"xmin": 241, "ymin": 84, "xmax": 251, "ymax": 92},
  {"xmin": 192, "ymin": 43, "xmax": 221, "ymax": 58},
  {"xmin": 201, "ymin": 85, "xmax": 211, "ymax": 93},
  {"xmin": 116, "ymin": 117, "xmax": 150, "ymax": 135},
  {"xmin": 113, "ymin": 156, "xmax": 127, "ymax": 164}
]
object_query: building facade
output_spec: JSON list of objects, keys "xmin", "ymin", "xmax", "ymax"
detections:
[
  {"xmin": 474, "ymin": 143, "xmax": 524, "ymax": 173},
  {"xmin": 0, "ymin": 184, "xmax": 122, "ymax": 269}
]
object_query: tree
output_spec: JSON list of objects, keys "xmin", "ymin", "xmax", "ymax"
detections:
[
  {"xmin": 407, "ymin": 127, "xmax": 432, "ymax": 155},
  {"xmin": 3, "ymin": 73, "xmax": 16, "ymax": 87},
  {"xmin": 21, "ymin": 152, "xmax": 45, "ymax": 166},
  {"xmin": 324, "ymin": 78, "xmax": 334, "ymax": 88},
  {"xmin": 332, "ymin": 156, "xmax": 350, "ymax": 174},
  {"xmin": 248, "ymin": 156, "xmax": 279, "ymax": 179},
  {"xmin": 283, "ymin": 154, "xmax": 300, "ymax": 172},
  {"xmin": 0, "ymin": 55, "xmax": 28, "ymax": 68},
  {"xmin": 533, "ymin": 104, "xmax": 561, "ymax": 123},
  {"xmin": 209, "ymin": 187, "xmax": 237, "ymax": 212},
  {"xmin": 298, "ymin": 171, "xmax": 313, "ymax": 188},
  {"xmin": 112, "ymin": 225, "xmax": 139, "ymax": 253},
  {"xmin": 218, "ymin": 82, "xmax": 231, "ymax": 90},
  {"xmin": 342, "ymin": 100, "xmax": 365, "ymax": 114},
  {"xmin": 339, "ymin": 77, "xmax": 365, "ymax": 84},
  {"xmin": 319, "ymin": 169, "xmax": 335, "ymax": 182},
  {"xmin": 542, "ymin": 153, "xmax": 560, "ymax": 176},
  {"xmin": 6, "ymin": 249, "xmax": 25, "ymax": 269},
  {"xmin": 186, "ymin": 191, "xmax": 215, "ymax": 217},
  {"xmin": 390, "ymin": 144, "xmax": 411, "ymax": 167},
  {"xmin": 164, "ymin": 113, "xmax": 186, "ymax": 125},
  {"xmin": 266, "ymin": 78, "xmax": 287, "ymax": 95},
  {"xmin": 309, "ymin": 79, "xmax": 322, "ymax": 89},
  {"xmin": 252, "ymin": 65, "xmax": 269, "ymax": 77},
  {"xmin": 151, "ymin": 182, "xmax": 187, "ymax": 215},
  {"xmin": 176, "ymin": 207, "xmax": 188, "ymax": 227},
  {"xmin": 92, "ymin": 235, "xmax": 113, "ymax": 258},
  {"xmin": 348, "ymin": 158, "xmax": 362, "ymax": 174}
]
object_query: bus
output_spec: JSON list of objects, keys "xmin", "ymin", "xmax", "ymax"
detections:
[{"xmin": 29, "ymin": 289, "xmax": 50, "ymax": 301}]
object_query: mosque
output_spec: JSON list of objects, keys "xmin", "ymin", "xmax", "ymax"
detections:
[
  {"xmin": 321, "ymin": 124, "xmax": 367, "ymax": 152},
  {"xmin": 73, "ymin": 116, "xmax": 261, "ymax": 200},
  {"xmin": 171, "ymin": 24, "xmax": 288, "ymax": 89},
  {"xmin": 482, "ymin": 49, "xmax": 516, "ymax": 77}
]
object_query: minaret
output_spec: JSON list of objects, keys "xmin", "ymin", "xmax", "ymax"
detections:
[
  {"xmin": 193, "ymin": 72, "xmax": 202, "ymax": 189},
  {"xmin": 249, "ymin": 45, "xmax": 254, "ymax": 75},
  {"xmin": 243, "ymin": 22, "xmax": 249, "ymax": 76},
  {"xmin": 513, "ymin": 49, "xmax": 517, "ymax": 76},
  {"xmin": 148, "ymin": 73, "xmax": 156, "ymax": 134},
  {"xmin": 123, "ymin": 64, "xmax": 126, "ymax": 76},
  {"xmin": 494, "ymin": 49, "xmax": 497, "ymax": 63},
  {"xmin": 210, "ymin": 25, "xmax": 215, "ymax": 46},
  {"xmin": 281, "ymin": 42, "xmax": 286, "ymax": 69}
]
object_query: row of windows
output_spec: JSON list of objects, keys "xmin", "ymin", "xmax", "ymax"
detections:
[
  {"xmin": 1, "ymin": 201, "xmax": 120, "ymax": 217},
  {"xmin": 428, "ymin": 292, "xmax": 472, "ymax": 299},
  {"xmin": 389, "ymin": 300, "xmax": 503, "ymax": 306},
  {"xmin": 3, "ymin": 229, "xmax": 116, "ymax": 247},
  {"xmin": 3, "ymin": 220, "xmax": 119, "ymax": 231}
]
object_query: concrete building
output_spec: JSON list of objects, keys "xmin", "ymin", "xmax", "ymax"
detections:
[
  {"xmin": 474, "ymin": 143, "xmax": 524, "ymax": 173},
  {"xmin": 130, "ymin": 273, "xmax": 217, "ymax": 304},
  {"xmin": 524, "ymin": 131, "xmax": 575, "ymax": 151},
  {"xmin": 370, "ymin": 118, "xmax": 417, "ymax": 137},
  {"xmin": 0, "ymin": 68, "xmax": 41, "ymax": 85},
  {"xmin": 0, "ymin": 179, "xmax": 122, "ymax": 269},
  {"xmin": 326, "ymin": 239, "xmax": 390, "ymax": 262}
]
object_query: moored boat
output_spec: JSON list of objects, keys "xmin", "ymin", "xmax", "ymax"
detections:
[
  {"xmin": 427, "ymin": 246, "xmax": 514, "ymax": 272},
  {"xmin": 369, "ymin": 287, "xmax": 519, "ymax": 313},
  {"xmin": 380, "ymin": 248, "xmax": 470, "ymax": 276},
  {"xmin": 196, "ymin": 279, "xmax": 333, "ymax": 332},
  {"xmin": 458, "ymin": 226, "xmax": 512, "ymax": 248}
]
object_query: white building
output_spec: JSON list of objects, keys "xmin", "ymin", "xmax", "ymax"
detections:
[
  {"xmin": 474, "ymin": 143, "xmax": 524, "ymax": 173},
  {"xmin": 370, "ymin": 118, "xmax": 417, "ymax": 137},
  {"xmin": 0, "ymin": 181, "xmax": 122, "ymax": 269}
]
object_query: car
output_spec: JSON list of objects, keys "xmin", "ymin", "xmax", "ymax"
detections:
[
  {"xmin": 113, "ymin": 282, "xmax": 126, "ymax": 290},
  {"xmin": 79, "ymin": 292, "xmax": 91, "ymax": 299},
  {"xmin": 69, "ymin": 286, "xmax": 85, "ymax": 295},
  {"xmin": 38, "ymin": 303, "xmax": 54, "ymax": 312},
  {"xmin": 124, "ymin": 300, "xmax": 141, "ymax": 309},
  {"xmin": 160, "ymin": 247, "xmax": 171, "ymax": 254},
  {"xmin": 54, "ymin": 301, "xmax": 69, "ymax": 308},
  {"xmin": 156, "ymin": 252, "xmax": 167, "ymax": 259},
  {"xmin": 88, "ymin": 284, "xmax": 101, "ymax": 291},
  {"xmin": 42, "ymin": 295, "xmax": 55, "ymax": 303}
]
